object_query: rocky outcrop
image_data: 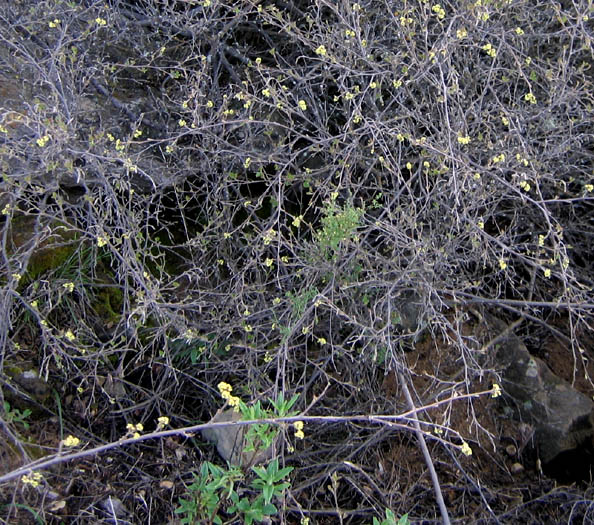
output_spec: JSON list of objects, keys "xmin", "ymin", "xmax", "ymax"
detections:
[{"xmin": 494, "ymin": 319, "xmax": 594, "ymax": 467}]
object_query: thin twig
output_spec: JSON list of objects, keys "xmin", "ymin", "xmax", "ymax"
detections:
[
  {"xmin": 0, "ymin": 387, "xmax": 497, "ymax": 485},
  {"xmin": 398, "ymin": 371, "xmax": 451, "ymax": 525}
]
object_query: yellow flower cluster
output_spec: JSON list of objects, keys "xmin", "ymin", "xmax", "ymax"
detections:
[
  {"xmin": 61, "ymin": 435, "xmax": 81, "ymax": 447},
  {"xmin": 491, "ymin": 383, "xmax": 502, "ymax": 398},
  {"xmin": 482, "ymin": 43, "xmax": 496, "ymax": 58},
  {"xmin": 460, "ymin": 441, "xmax": 472, "ymax": 456},
  {"xmin": 218, "ymin": 382, "xmax": 240, "ymax": 409},
  {"xmin": 157, "ymin": 416, "xmax": 170, "ymax": 430},
  {"xmin": 126, "ymin": 422, "xmax": 144, "ymax": 439},
  {"xmin": 294, "ymin": 421, "xmax": 305, "ymax": 439},
  {"xmin": 432, "ymin": 4, "xmax": 446, "ymax": 19},
  {"xmin": 36, "ymin": 134, "xmax": 50, "ymax": 147},
  {"xmin": 22, "ymin": 472, "xmax": 43, "ymax": 487}
]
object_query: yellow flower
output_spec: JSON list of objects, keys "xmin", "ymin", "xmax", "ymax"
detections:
[
  {"xmin": 315, "ymin": 45, "xmax": 327, "ymax": 56},
  {"xmin": 127, "ymin": 423, "xmax": 143, "ymax": 432},
  {"xmin": 178, "ymin": 119, "xmax": 187, "ymax": 127},
  {"xmin": 295, "ymin": 430, "xmax": 305, "ymax": 439},
  {"xmin": 244, "ymin": 157, "xmax": 251, "ymax": 169},
  {"xmin": 12, "ymin": 273, "xmax": 22, "ymax": 282},
  {"xmin": 63, "ymin": 282, "xmax": 75, "ymax": 292},
  {"xmin": 49, "ymin": 19, "xmax": 61, "ymax": 28},
  {"xmin": 491, "ymin": 383, "xmax": 502, "ymax": 398},
  {"xmin": 133, "ymin": 129, "xmax": 142, "ymax": 138},
  {"xmin": 294, "ymin": 421, "xmax": 304, "ymax": 431},
  {"xmin": 460, "ymin": 441, "xmax": 472, "ymax": 456},
  {"xmin": 36, "ymin": 135, "xmax": 50, "ymax": 147},
  {"xmin": 456, "ymin": 28, "xmax": 467, "ymax": 39},
  {"xmin": 317, "ymin": 337, "xmax": 327, "ymax": 345},
  {"xmin": 61, "ymin": 435, "xmax": 81, "ymax": 447},
  {"xmin": 227, "ymin": 395, "xmax": 240, "ymax": 408},
  {"xmin": 432, "ymin": 4, "xmax": 446, "ymax": 19},
  {"xmin": 499, "ymin": 259, "xmax": 507, "ymax": 270},
  {"xmin": 524, "ymin": 92, "xmax": 537, "ymax": 104},
  {"xmin": 95, "ymin": 17, "xmax": 107, "ymax": 26},
  {"xmin": 457, "ymin": 134, "xmax": 471, "ymax": 145},
  {"xmin": 482, "ymin": 43, "xmax": 496, "ymax": 58},
  {"xmin": 262, "ymin": 88, "xmax": 271, "ymax": 97},
  {"xmin": 64, "ymin": 330, "xmax": 75, "ymax": 342},
  {"xmin": 584, "ymin": 184, "xmax": 593, "ymax": 192},
  {"xmin": 244, "ymin": 324, "xmax": 252, "ymax": 332},
  {"xmin": 292, "ymin": 215, "xmax": 303, "ymax": 227},
  {"xmin": 298, "ymin": 100, "xmax": 307, "ymax": 111},
  {"xmin": 218, "ymin": 382, "xmax": 232, "ymax": 397},
  {"xmin": 478, "ymin": 220, "xmax": 484, "ymax": 229},
  {"xmin": 157, "ymin": 416, "xmax": 170, "ymax": 429},
  {"xmin": 22, "ymin": 472, "xmax": 43, "ymax": 487},
  {"xmin": 515, "ymin": 27, "xmax": 524, "ymax": 35},
  {"xmin": 206, "ymin": 100, "xmax": 214, "ymax": 108},
  {"xmin": 265, "ymin": 258, "xmax": 274, "ymax": 267},
  {"xmin": 543, "ymin": 268, "xmax": 551, "ymax": 278}
]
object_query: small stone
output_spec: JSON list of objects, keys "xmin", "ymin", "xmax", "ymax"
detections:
[
  {"xmin": 505, "ymin": 444, "xmax": 517, "ymax": 457},
  {"xmin": 510, "ymin": 462, "xmax": 524, "ymax": 474}
]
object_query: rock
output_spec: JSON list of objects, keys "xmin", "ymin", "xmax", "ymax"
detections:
[
  {"xmin": 505, "ymin": 444, "xmax": 517, "ymax": 457},
  {"xmin": 201, "ymin": 408, "xmax": 276, "ymax": 467},
  {"xmin": 510, "ymin": 462, "xmax": 524, "ymax": 474},
  {"xmin": 493, "ymin": 317, "xmax": 594, "ymax": 466}
]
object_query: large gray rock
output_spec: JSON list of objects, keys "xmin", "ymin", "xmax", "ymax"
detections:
[
  {"xmin": 495, "ymin": 321, "xmax": 594, "ymax": 465},
  {"xmin": 201, "ymin": 408, "xmax": 276, "ymax": 467}
]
